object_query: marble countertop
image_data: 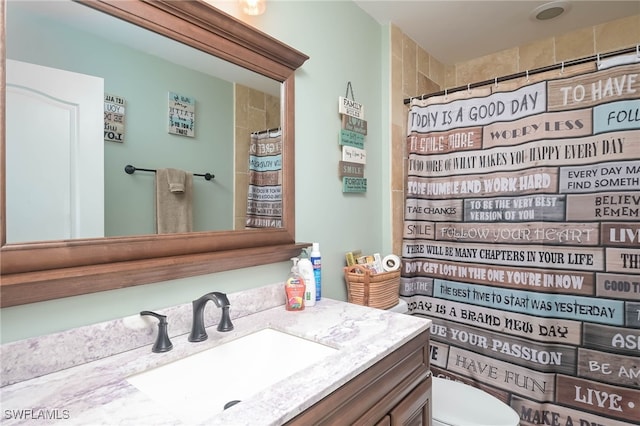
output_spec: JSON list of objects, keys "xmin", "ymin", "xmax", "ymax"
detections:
[{"xmin": 0, "ymin": 288, "xmax": 431, "ymax": 425}]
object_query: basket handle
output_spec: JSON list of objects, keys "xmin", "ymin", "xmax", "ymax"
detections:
[
  {"xmin": 362, "ymin": 269, "xmax": 371, "ymax": 306},
  {"xmin": 343, "ymin": 265, "xmax": 372, "ymax": 306}
]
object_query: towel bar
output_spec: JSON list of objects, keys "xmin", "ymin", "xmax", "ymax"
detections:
[{"xmin": 124, "ymin": 164, "xmax": 215, "ymax": 180}]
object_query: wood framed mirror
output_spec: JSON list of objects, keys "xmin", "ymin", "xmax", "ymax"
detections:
[{"xmin": 0, "ymin": 0, "xmax": 309, "ymax": 307}]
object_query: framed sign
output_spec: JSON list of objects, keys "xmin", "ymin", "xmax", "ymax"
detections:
[
  {"xmin": 168, "ymin": 92, "xmax": 195, "ymax": 137},
  {"xmin": 104, "ymin": 93, "xmax": 125, "ymax": 142}
]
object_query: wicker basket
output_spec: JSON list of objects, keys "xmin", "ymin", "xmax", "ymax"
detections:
[{"xmin": 344, "ymin": 264, "xmax": 400, "ymax": 309}]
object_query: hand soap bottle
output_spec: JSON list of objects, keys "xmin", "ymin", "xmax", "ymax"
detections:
[{"xmin": 285, "ymin": 257, "xmax": 306, "ymax": 311}]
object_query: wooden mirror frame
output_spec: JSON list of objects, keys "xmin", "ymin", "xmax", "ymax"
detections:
[{"xmin": 0, "ymin": 0, "xmax": 309, "ymax": 307}]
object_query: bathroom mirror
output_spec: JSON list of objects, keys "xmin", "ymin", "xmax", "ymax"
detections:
[
  {"xmin": 5, "ymin": 0, "xmax": 284, "ymax": 241},
  {"xmin": 0, "ymin": 0, "xmax": 309, "ymax": 307}
]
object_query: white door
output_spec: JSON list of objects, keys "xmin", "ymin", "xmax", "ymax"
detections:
[{"xmin": 6, "ymin": 59, "xmax": 104, "ymax": 243}]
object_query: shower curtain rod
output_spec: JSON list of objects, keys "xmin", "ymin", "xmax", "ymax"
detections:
[
  {"xmin": 124, "ymin": 164, "xmax": 215, "ymax": 180},
  {"xmin": 403, "ymin": 46, "xmax": 638, "ymax": 105},
  {"xmin": 252, "ymin": 127, "xmax": 281, "ymax": 135}
]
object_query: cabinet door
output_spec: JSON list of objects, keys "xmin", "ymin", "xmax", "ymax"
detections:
[
  {"xmin": 389, "ymin": 376, "xmax": 431, "ymax": 426},
  {"xmin": 376, "ymin": 416, "xmax": 391, "ymax": 426},
  {"xmin": 286, "ymin": 330, "xmax": 430, "ymax": 426}
]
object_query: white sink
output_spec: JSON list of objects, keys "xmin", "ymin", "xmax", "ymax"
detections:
[{"xmin": 127, "ymin": 328, "xmax": 337, "ymax": 423}]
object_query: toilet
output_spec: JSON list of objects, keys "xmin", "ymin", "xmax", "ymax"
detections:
[
  {"xmin": 386, "ymin": 299, "xmax": 520, "ymax": 426},
  {"xmin": 431, "ymin": 377, "xmax": 520, "ymax": 426},
  {"xmin": 387, "ymin": 298, "xmax": 409, "ymax": 313}
]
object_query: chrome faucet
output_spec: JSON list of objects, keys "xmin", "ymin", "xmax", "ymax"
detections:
[{"xmin": 189, "ymin": 291, "xmax": 234, "ymax": 342}]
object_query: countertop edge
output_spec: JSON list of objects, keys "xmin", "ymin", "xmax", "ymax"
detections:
[{"xmin": 1, "ymin": 295, "xmax": 432, "ymax": 425}]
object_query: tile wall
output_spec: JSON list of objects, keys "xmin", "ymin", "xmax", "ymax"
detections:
[{"xmin": 390, "ymin": 14, "xmax": 640, "ymax": 254}]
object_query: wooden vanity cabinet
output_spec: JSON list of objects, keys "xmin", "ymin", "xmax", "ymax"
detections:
[
  {"xmin": 286, "ymin": 329, "xmax": 431, "ymax": 426},
  {"xmin": 386, "ymin": 376, "xmax": 431, "ymax": 425}
]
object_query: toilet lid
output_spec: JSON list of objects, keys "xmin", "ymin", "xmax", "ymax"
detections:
[
  {"xmin": 432, "ymin": 377, "xmax": 520, "ymax": 426},
  {"xmin": 388, "ymin": 299, "xmax": 409, "ymax": 313}
]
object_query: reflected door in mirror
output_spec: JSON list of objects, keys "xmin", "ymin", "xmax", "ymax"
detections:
[{"xmin": 6, "ymin": 59, "xmax": 104, "ymax": 243}]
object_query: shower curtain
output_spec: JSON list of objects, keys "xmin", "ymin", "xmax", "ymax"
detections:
[
  {"xmin": 245, "ymin": 129, "xmax": 282, "ymax": 228},
  {"xmin": 402, "ymin": 57, "xmax": 639, "ymax": 425}
]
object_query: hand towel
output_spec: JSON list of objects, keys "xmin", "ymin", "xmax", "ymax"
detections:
[
  {"xmin": 156, "ymin": 168, "xmax": 193, "ymax": 234},
  {"xmin": 166, "ymin": 168, "xmax": 186, "ymax": 193}
]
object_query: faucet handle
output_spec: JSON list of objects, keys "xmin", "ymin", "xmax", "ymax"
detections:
[
  {"xmin": 210, "ymin": 292, "xmax": 234, "ymax": 332},
  {"xmin": 217, "ymin": 305, "xmax": 234, "ymax": 332},
  {"xmin": 140, "ymin": 311, "xmax": 173, "ymax": 353}
]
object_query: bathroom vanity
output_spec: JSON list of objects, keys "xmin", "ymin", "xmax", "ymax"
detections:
[
  {"xmin": 287, "ymin": 329, "xmax": 431, "ymax": 425},
  {"xmin": 0, "ymin": 284, "xmax": 431, "ymax": 425}
]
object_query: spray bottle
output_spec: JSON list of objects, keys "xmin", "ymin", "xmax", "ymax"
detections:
[{"xmin": 310, "ymin": 243, "xmax": 322, "ymax": 301}]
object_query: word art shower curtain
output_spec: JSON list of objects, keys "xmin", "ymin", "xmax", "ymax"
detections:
[
  {"xmin": 402, "ymin": 58, "xmax": 639, "ymax": 425},
  {"xmin": 246, "ymin": 129, "xmax": 282, "ymax": 228}
]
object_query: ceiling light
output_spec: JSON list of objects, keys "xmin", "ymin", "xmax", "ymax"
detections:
[
  {"xmin": 531, "ymin": 1, "xmax": 570, "ymax": 21},
  {"xmin": 239, "ymin": 0, "xmax": 266, "ymax": 16}
]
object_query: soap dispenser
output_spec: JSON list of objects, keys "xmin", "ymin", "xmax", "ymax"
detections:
[{"xmin": 285, "ymin": 257, "xmax": 306, "ymax": 311}]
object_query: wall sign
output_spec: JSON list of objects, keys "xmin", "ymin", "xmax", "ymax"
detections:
[
  {"xmin": 339, "ymin": 82, "xmax": 368, "ymax": 193},
  {"xmin": 343, "ymin": 177, "xmax": 367, "ymax": 193},
  {"xmin": 339, "ymin": 161, "xmax": 364, "ymax": 177},
  {"xmin": 342, "ymin": 114, "xmax": 368, "ymax": 135},
  {"xmin": 104, "ymin": 93, "xmax": 125, "ymax": 143},
  {"xmin": 341, "ymin": 145, "xmax": 367, "ymax": 164},
  {"xmin": 168, "ymin": 92, "xmax": 195, "ymax": 137},
  {"xmin": 340, "ymin": 129, "xmax": 365, "ymax": 148},
  {"xmin": 338, "ymin": 96, "xmax": 364, "ymax": 119}
]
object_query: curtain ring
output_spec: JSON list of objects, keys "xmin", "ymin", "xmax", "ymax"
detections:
[
  {"xmin": 494, "ymin": 77, "xmax": 498, "ymax": 88},
  {"xmin": 526, "ymin": 70, "xmax": 530, "ymax": 82},
  {"xmin": 467, "ymin": 83, "xmax": 471, "ymax": 93},
  {"xmin": 560, "ymin": 62, "xmax": 564, "ymax": 75},
  {"xmin": 444, "ymin": 88, "xmax": 448, "ymax": 100}
]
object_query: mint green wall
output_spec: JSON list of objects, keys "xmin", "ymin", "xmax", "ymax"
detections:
[
  {"xmin": 6, "ymin": 4, "xmax": 235, "ymax": 236},
  {"xmin": 0, "ymin": 1, "xmax": 391, "ymax": 343},
  {"xmin": 254, "ymin": 1, "xmax": 389, "ymax": 261}
]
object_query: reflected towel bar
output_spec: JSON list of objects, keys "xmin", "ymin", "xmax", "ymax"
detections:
[
  {"xmin": 124, "ymin": 164, "xmax": 215, "ymax": 180},
  {"xmin": 252, "ymin": 127, "xmax": 281, "ymax": 135}
]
